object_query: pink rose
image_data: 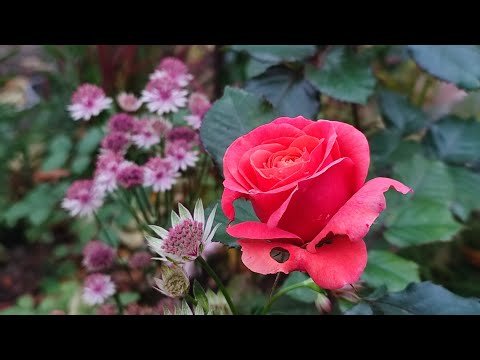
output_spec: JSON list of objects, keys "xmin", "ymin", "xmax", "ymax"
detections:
[{"xmin": 222, "ymin": 116, "xmax": 411, "ymax": 289}]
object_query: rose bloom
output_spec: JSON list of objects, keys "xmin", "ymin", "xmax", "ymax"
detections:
[{"xmin": 222, "ymin": 116, "xmax": 411, "ymax": 289}]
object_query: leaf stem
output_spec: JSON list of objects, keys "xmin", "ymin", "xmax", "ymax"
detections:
[
  {"xmin": 93, "ymin": 211, "xmax": 116, "ymax": 246},
  {"xmin": 196, "ymin": 256, "xmax": 237, "ymax": 315},
  {"xmin": 262, "ymin": 278, "xmax": 319, "ymax": 315}
]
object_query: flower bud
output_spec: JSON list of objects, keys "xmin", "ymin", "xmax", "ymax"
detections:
[{"xmin": 154, "ymin": 264, "xmax": 190, "ymax": 298}]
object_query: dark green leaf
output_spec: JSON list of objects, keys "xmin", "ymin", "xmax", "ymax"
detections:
[
  {"xmin": 344, "ymin": 302, "xmax": 373, "ymax": 315},
  {"xmin": 408, "ymin": 45, "xmax": 480, "ymax": 91},
  {"xmin": 119, "ymin": 292, "xmax": 140, "ymax": 305},
  {"xmin": 207, "ymin": 199, "xmax": 258, "ymax": 248},
  {"xmin": 362, "ymin": 250, "xmax": 420, "ymax": 291},
  {"xmin": 193, "ymin": 280, "xmax": 209, "ymax": 313},
  {"xmin": 281, "ymin": 272, "xmax": 318, "ymax": 303},
  {"xmin": 200, "ymin": 86, "xmax": 278, "ymax": 174},
  {"xmin": 71, "ymin": 155, "xmax": 91, "ymax": 174},
  {"xmin": 377, "ymin": 90, "xmax": 427, "ymax": 135},
  {"xmin": 42, "ymin": 135, "xmax": 72, "ymax": 171},
  {"xmin": 245, "ymin": 66, "xmax": 320, "ymax": 118},
  {"xmin": 76, "ymin": 127, "xmax": 103, "ymax": 155},
  {"xmin": 353, "ymin": 282, "xmax": 480, "ymax": 315},
  {"xmin": 423, "ymin": 116, "xmax": 480, "ymax": 168},
  {"xmin": 447, "ymin": 165, "xmax": 480, "ymax": 221},
  {"xmin": 245, "ymin": 58, "xmax": 275, "ymax": 78},
  {"xmin": 306, "ymin": 46, "xmax": 376, "ymax": 104},
  {"xmin": 231, "ymin": 45, "xmax": 317, "ymax": 63}
]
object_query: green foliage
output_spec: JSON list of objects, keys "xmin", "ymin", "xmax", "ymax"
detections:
[
  {"xmin": 245, "ymin": 66, "xmax": 320, "ymax": 118},
  {"xmin": 281, "ymin": 272, "xmax": 318, "ymax": 303},
  {"xmin": 408, "ymin": 45, "xmax": 480, "ymax": 90},
  {"xmin": 346, "ymin": 282, "xmax": 480, "ymax": 315},
  {"xmin": 200, "ymin": 86, "xmax": 278, "ymax": 173},
  {"xmin": 306, "ymin": 46, "xmax": 376, "ymax": 104},
  {"xmin": 362, "ymin": 250, "xmax": 420, "ymax": 291},
  {"xmin": 207, "ymin": 199, "xmax": 258, "ymax": 248}
]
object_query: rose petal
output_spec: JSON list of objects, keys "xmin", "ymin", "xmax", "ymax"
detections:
[
  {"xmin": 307, "ymin": 177, "xmax": 412, "ymax": 251},
  {"xmin": 238, "ymin": 235, "xmax": 367, "ymax": 289},
  {"xmin": 271, "ymin": 116, "xmax": 313, "ymax": 130},
  {"xmin": 330, "ymin": 121, "xmax": 370, "ymax": 191},
  {"xmin": 227, "ymin": 222, "xmax": 302, "ymax": 245},
  {"xmin": 276, "ymin": 157, "xmax": 356, "ymax": 241},
  {"xmin": 221, "ymin": 188, "xmax": 245, "ymax": 221}
]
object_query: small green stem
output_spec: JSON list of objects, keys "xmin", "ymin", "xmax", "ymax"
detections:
[
  {"xmin": 93, "ymin": 211, "xmax": 116, "ymax": 246},
  {"xmin": 139, "ymin": 186, "xmax": 153, "ymax": 216},
  {"xmin": 154, "ymin": 191, "xmax": 161, "ymax": 223},
  {"xmin": 113, "ymin": 293, "xmax": 124, "ymax": 315},
  {"xmin": 262, "ymin": 278, "xmax": 319, "ymax": 315},
  {"xmin": 133, "ymin": 188, "xmax": 152, "ymax": 224},
  {"xmin": 196, "ymin": 256, "xmax": 237, "ymax": 315},
  {"xmin": 115, "ymin": 191, "xmax": 150, "ymax": 232},
  {"xmin": 416, "ymin": 75, "xmax": 434, "ymax": 107}
]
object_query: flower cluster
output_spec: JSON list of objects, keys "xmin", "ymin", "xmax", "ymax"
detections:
[{"xmin": 63, "ymin": 56, "xmax": 211, "ymax": 219}]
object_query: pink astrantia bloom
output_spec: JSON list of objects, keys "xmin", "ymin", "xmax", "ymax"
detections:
[
  {"xmin": 151, "ymin": 57, "xmax": 193, "ymax": 88},
  {"xmin": 67, "ymin": 84, "xmax": 112, "ymax": 121},
  {"xmin": 166, "ymin": 126, "xmax": 199, "ymax": 145},
  {"xmin": 116, "ymin": 92, "xmax": 142, "ymax": 112},
  {"xmin": 166, "ymin": 140, "xmax": 199, "ymax": 172},
  {"xmin": 116, "ymin": 161, "xmax": 144, "ymax": 188},
  {"xmin": 82, "ymin": 273, "xmax": 116, "ymax": 306},
  {"xmin": 62, "ymin": 180, "xmax": 104, "ymax": 218},
  {"xmin": 108, "ymin": 113, "xmax": 135, "ymax": 133},
  {"xmin": 94, "ymin": 151, "xmax": 123, "ymax": 194},
  {"xmin": 131, "ymin": 119, "xmax": 161, "ymax": 149},
  {"xmin": 101, "ymin": 132, "xmax": 130, "ymax": 154},
  {"xmin": 143, "ymin": 157, "xmax": 179, "ymax": 192},
  {"xmin": 146, "ymin": 199, "xmax": 220, "ymax": 264},
  {"xmin": 82, "ymin": 240, "xmax": 116, "ymax": 272},
  {"xmin": 129, "ymin": 251, "xmax": 152, "ymax": 269},
  {"xmin": 151, "ymin": 117, "xmax": 173, "ymax": 135},
  {"xmin": 141, "ymin": 76, "xmax": 188, "ymax": 115},
  {"xmin": 185, "ymin": 92, "xmax": 211, "ymax": 129}
]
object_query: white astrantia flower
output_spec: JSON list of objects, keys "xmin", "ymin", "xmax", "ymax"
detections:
[{"xmin": 146, "ymin": 199, "xmax": 220, "ymax": 264}]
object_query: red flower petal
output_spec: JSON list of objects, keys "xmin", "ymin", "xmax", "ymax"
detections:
[
  {"xmin": 227, "ymin": 222, "xmax": 302, "ymax": 245},
  {"xmin": 238, "ymin": 235, "xmax": 367, "ymax": 289},
  {"xmin": 221, "ymin": 188, "xmax": 244, "ymax": 222},
  {"xmin": 307, "ymin": 177, "xmax": 412, "ymax": 251},
  {"xmin": 271, "ymin": 116, "xmax": 313, "ymax": 130}
]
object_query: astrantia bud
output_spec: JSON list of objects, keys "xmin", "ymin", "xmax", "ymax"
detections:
[
  {"xmin": 154, "ymin": 264, "xmax": 190, "ymax": 298},
  {"xmin": 206, "ymin": 289, "xmax": 232, "ymax": 315}
]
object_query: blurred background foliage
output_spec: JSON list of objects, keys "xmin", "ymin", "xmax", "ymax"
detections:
[{"xmin": 1, "ymin": 45, "xmax": 479, "ymax": 315}]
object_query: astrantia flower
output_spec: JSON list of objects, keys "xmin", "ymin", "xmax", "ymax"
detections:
[
  {"xmin": 116, "ymin": 92, "xmax": 142, "ymax": 112},
  {"xmin": 153, "ymin": 264, "xmax": 190, "ymax": 298},
  {"xmin": 68, "ymin": 83, "xmax": 112, "ymax": 121},
  {"xmin": 62, "ymin": 180, "xmax": 104, "ymax": 218},
  {"xmin": 185, "ymin": 92, "xmax": 211, "ymax": 129},
  {"xmin": 116, "ymin": 161, "xmax": 144, "ymax": 188},
  {"xmin": 82, "ymin": 273, "xmax": 116, "ymax": 306},
  {"xmin": 152, "ymin": 57, "xmax": 193, "ymax": 88},
  {"xmin": 166, "ymin": 126, "xmax": 199, "ymax": 145},
  {"xmin": 141, "ymin": 76, "xmax": 188, "ymax": 115},
  {"xmin": 146, "ymin": 199, "xmax": 220, "ymax": 264},
  {"xmin": 94, "ymin": 151, "xmax": 123, "ymax": 194},
  {"xmin": 128, "ymin": 251, "xmax": 152, "ymax": 270},
  {"xmin": 151, "ymin": 117, "xmax": 172, "ymax": 135},
  {"xmin": 131, "ymin": 119, "xmax": 161, "ymax": 149},
  {"xmin": 108, "ymin": 113, "xmax": 135, "ymax": 133},
  {"xmin": 166, "ymin": 140, "xmax": 199, "ymax": 172},
  {"xmin": 82, "ymin": 240, "xmax": 116, "ymax": 272},
  {"xmin": 101, "ymin": 132, "xmax": 130, "ymax": 154},
  {"xmin": 143, "ymin": 157, "xmax": 179, "ymax": 192}
]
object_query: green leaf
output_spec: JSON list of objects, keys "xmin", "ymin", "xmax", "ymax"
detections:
[
  {"xmin": 207, "ymin": 199, "xmax": 258, "ymax": 248},
  {"xmin": 384, "ymin": 198, "xmax": 461, "ymax": 248},
  {"xmin": 245, "ymin": 66, "xmax": 320, "ymax": 119},
  {"xmin": 119, "ymin": 292, "xmax": 140, "ymax": 306},
  {"xmin": 344, "ymin": 302, "xmax": 374, "ymax": 315},
  {"xmin": 76, "ymin": 127, "xmax": 103, "ymax": 155},
  {"xmin": 231, "ymin": 45, "xmax": 317, "ymax": 63},
  {"xmin": 42, "ymin": 134, "xmax": 72, "ymax": 171},
  {"xmin": 170, "ymin": 108, "xmax": 190, "ymax": 126},
  {"xmin": 423, "ymin": 116, "xmax": 480, "ymax": 168},
  {"xmin": 306, "ymin": 46, "xmax": 376, "ymax": 104},
  {"xmin": 447, "ymin": 165, "xmax": 480, "ymax": 221},
  {"xmin": 281, "ymin": 272, "xmax": 318, "ymax": 303},
  {"xmin": 348, "ymin": 282, "xmax": 480, "ymax": 315},
  {"xmin": 408, "ymin": 45, "xmax": 480, "ymax": 91},
  {"xmin": 246, "ymin": 58, "xmax": 274, "ymax": 78},
  {"xmin": 362, "ymin": 250, "xmax": 420, "ymax": 291},
  {"xmin": 377, "ymin": 90, "xmax": 427, "ymax": 135},
  {"xmin": 17, "ymin": 295, "xmax": 35, "ymax": 309},
  {"xmin": 200, "ymin": 86, "xmax": 278, "ymax": 173},
  {"xmin": 71, "ymin": 155, "xmax": 91, "ymax": 174},
  {"xmin": 193, "ymin": 280, "xmax": 209, "ymax": 313}
]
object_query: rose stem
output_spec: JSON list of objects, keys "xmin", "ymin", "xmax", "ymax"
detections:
[
  {"xmin": 262, "ymin": 278, "xmax": 320, "ymax": 315},
  {"xmin": 196, "ymin": 256, "xmax": 238, "ymax": 315}
]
